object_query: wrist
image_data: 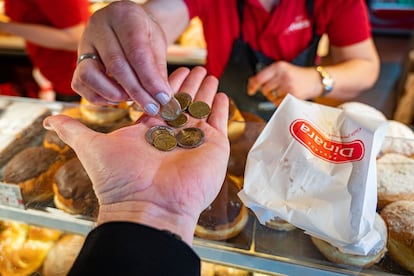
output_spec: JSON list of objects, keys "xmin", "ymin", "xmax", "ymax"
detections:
[
  {"xmin": 97, "ymin": 201, "xmax": 198, "ymax": 245},
  {"xmin": 315, "ymin": 66, "xmax": 334, "ymax": 97}
]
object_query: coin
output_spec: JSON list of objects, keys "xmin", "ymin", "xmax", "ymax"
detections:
[
  {"xmin": 176, "ymin": 127, "xmax": 204, "ymax": 149},
  {"xmin": 188, "ymin": 101, "xmax": 211, "ymax": 119},
  {"xmin": 167, "ymin": 113, "xmax": 188, "ymax": 128},
  {"xmin": 159, "ymin": 97, "xmax": 182, "ymax": 121},
  {"xmin": 153, "ymin": 133, "xmax": 177, "ymax": 151},
  {"xmin": 145, "ymin": 125, "xmax": 176, "ymax": 145},
  {"xmin": 174, "ymin": 92, "xmax": 192, "ymax": 111}
]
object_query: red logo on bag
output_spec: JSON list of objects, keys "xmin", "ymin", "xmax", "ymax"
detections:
[{"xmin": 290, "ymin": 119, "xmax": 364, "ymax": 163}]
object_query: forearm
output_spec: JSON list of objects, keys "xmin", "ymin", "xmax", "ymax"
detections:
[
  {"xmin": 317, "ymin": 58, "xmax": 380, "ymax": 100},
  {"xmin": 315, "ymin": 38, "xmax": 380, "ymax": 100},
  {"xmin": 97, "ymin": 201, "xmax": 198, "ymax": 246},
  {"xmin": 143, "ymin": 0, "xmax": 190, "ymax": 45},
  {"xmin": 0, "ymin": 21, "xmax": 83, "ymax": 51}
]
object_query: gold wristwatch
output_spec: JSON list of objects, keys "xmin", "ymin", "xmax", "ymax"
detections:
[{"xmin": 316, "ymin": 66, "xmax": 334, "ymax": 96}]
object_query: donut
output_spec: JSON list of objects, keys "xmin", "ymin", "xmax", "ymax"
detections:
[
  {"xmin": 338, "ymin": 102, "xmax": 387, "ymax": 122},
  {"xmin": 195, "ymin": 174, "xmax": 249, "ymax": 241},
  {"xmin": 214, "ymin": 264, "xmax": 249, "ymax": 276},
  {"xmin": 265, "ymin": 217, "xmax": 296, "ymax": 232},
  {"xmin": 42, "ymin": 234, "xmax": 86, "ymax": 276},
  {"xmin": 42, "ymin": 130, "xmax": 76, "ymax": 159},
  {"xmin": 310, "ymin": 213, "xmax": 387, "ymax": 268},
  {"xmin": 227, "ymin": 98, "xmax": 246, "ymax": 142},
  {"xmin": 2, "ymin": 146, "xmax": 66, "ymax": 204},
  {"xmin": 128, "ymin": 102, "xmax": 145, "ymax": 122},
  {"xmin": 376, "ymin": 153, "xmax": 414, "ymax": 209},
  {"xmin": 60, "ymin": 106, "xmax": 82, "ymax": 120},
  {"xmin": 0, "ymin": 220, "xmax": 61, "ymax": 276},
  {"xmin": 380, "ymin": 120, "xmax": 414, "ymax": 157},
  {"xmin": 227, "ymin": 112, "xmax": 266, "ymax": 177},
  {"xmin": 380, "ymin": 200, "xmax": 414, "ymax": 273},
  {"xmin": 53, "ymin": 157, "xmax": 99, "ymax": 217},
  {"xmin": 79, "ymin": 98, "xmax": 131, "ymax": 132}
]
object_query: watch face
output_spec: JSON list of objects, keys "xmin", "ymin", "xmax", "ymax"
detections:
[{"xmin": 322, "ymin": 77, "xmax": 334, "ymax": 92}]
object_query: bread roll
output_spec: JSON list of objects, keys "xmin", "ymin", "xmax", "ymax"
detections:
[
  {"xmin": 42, "ymin": 234, "xmax": 86, "ymax": 276},
  {"xmin": 310, "ymin": 214, "xmax": 387, "ymax": 268},
  {"xmin": 380, "ymin": 200, "xmax": 414, "ymax": 273},
  {"xmin": 376, "ymin": 153, "xmax": 414, "ymax": 209}
]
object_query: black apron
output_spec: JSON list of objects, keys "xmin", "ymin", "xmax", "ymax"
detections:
[{"xmin": 218, "ymin": 0, "xmax": 321, "ymax": 121}]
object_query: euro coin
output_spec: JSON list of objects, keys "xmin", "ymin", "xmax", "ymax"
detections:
[
  {"xmin": 167, "ymin": 113, "xmax": 188, "ymax": 128},
  {"xmin": 159, "ymin": 97, "xmax": 182, "ymax": 121},
  {"xmin": 176, "ymin": 127, "xmax": 204, "ymax": 149},
  {"xmin": 153, "ymin": 133, "xmax": 177, "ymax": 151},
  {"xmin": 175, "ymin": 92, "xmax": 192, "ymax": 111},
  {"xmin": 188, "ymin": 101, "xmax": 210, "ymax": 119},
  {"xmin": 145, "ymin": 125, "xmax": 176, "ymax": 145}
]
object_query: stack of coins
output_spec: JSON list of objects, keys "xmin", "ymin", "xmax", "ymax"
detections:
[{"xmin": 146, "ymin": 92, "xmax": 211, "ymax": 151}]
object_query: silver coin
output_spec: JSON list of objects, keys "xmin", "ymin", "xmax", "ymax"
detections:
[
  {"xmin": 159, "ymin": 97, "xmax": 182, "ymax": 121},
  {"xmin": 145, "ymin": 125, "xmax": 176, "ymax": 145}
]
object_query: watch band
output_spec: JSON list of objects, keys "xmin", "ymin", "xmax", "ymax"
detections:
[{"xmin": 316, "ymin": 66, "xmax": 334, "ymax": 96}]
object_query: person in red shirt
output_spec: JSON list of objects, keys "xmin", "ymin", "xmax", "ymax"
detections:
[
  {"xmin": 0, "ymin": 0, "xmax": 90, "ymax": 102},
  {"xmin": 72, "ymin": 0, "xmax": 379, "ymax": 120}
]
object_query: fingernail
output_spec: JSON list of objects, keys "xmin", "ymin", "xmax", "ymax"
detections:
[
  {"xmin": 43, "ymin": 118, "xmax": 53, "ymax": 131},
  {"xmin": 144, "ymin": 103, "xmax": 159, "ymax": 116},
  {"xmin": 155, "ymin": 92, "xmax": 170, "ymax": 105}
]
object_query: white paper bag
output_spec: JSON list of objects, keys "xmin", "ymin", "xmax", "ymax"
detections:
[{"xmin": 239, "ymin": 94, "xmax": 387, "ymax": 255}]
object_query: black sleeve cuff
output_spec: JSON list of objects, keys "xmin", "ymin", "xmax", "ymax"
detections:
[{"xmin": 68, "ymin": 222, "xmax": 200, "ymax": 275}]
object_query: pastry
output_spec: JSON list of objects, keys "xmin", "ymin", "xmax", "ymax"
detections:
[
  {"xmin": 178, "ymin": 17, "xmax": 206, "ymax": 49},
  {"xmin": 380, "ymin": 200, "xmax": 414, "ymax": 273},
  {"xmin": 310, "ymin": 213, "xmax": 387, "ymax": 268},
  {"xmin": 376, "ymin": 153, "xmax": 414, "ymax": 209},
  {"xmin": 0, "ymin": 220, "xmax": 61, "ymax": 276},
  {"xmin": 195, "ymin": 174, "xmax": 249, "ymax": 241},
  {"xmin": 128, "ymin": 102, "xmax": 145, "ymax": 122},
  {"xmin": 227, "ymin": 112, "xmax": 266, "ymax": 177},
  {"xmin": 42, "ymin": 234, "xmax": 86, "ymax": 276},
  {"xmin": 53, "ymin": 157, "xmax": 99, "ymax": 217},
  {"xmin": 227, "ymin": 98, "xmax": 246, "ymax": 142},
  {"xmin": 265, "ymin": 217, "xmax": 296, "ymax": 232},
  {"xmin": 2, "ymin": 146, "xmax": 66, "ymax": 204},
  {"xmin": 0, "ymin": 101, "xmax": 51, "ymax": 167},
  {"xmin": 338, "ymin": 102, "xmax": 387, "ymax": 122},
  {"xmin": 42, "ymin": 130, "xmax": 76, "ymax": 159},
  {"xmin": 380, "ymin": 120, "xmax": 414, "ymax": 157},
  {"xmin": 79, "ymin": 97, "xmax": 130, "ymax": 128}
]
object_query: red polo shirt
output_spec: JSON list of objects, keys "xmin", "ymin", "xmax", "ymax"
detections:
[
  {"xmin": 184, "ymin": 0, "xmax": 372, "ymax": 78},
  {"xmin": 5, "ymin": 0, "xmax": 90, "ymax": 96}
]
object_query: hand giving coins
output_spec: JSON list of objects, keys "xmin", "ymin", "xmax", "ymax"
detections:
[{"xmin": 146, "ymin": 92, "xmax": 210, "ymax": 151}]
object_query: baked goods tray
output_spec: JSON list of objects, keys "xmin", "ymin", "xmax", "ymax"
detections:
[{"xmin": 193, "ymin": 210, "xmax": 413, "ymax": 276}]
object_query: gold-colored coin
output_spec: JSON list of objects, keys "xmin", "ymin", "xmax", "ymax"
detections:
[
  {"xmin": 176, "ymin": 127, "xmax": 204, "ymax": 149},
  {"xmin": 174, "ymin": 92, "xmax": 192, "ymax": 111},
  {"xmin": 145, "ymin": 125, "xmax": 175, "ymax": 145},
  {"xmin": 153, "ymin": 133, "xmax": 177, "ymax": 151},
  {"xmin": 188, "ymin": 101, "xmax": 211, "ymax": 119},
  {"xmin": 167, "ymin": 113, "xmax": 188, "ymax": 128},
  {"xmin": 159, "ymin": 97, "xmax": 182, "ymax": 121}
]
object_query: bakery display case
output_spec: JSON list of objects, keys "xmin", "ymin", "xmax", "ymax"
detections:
[{"xmin": 0, "ymin": 95, "xmax": 414, "ymax": 276}]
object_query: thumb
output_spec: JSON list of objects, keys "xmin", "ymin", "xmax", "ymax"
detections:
[{"xmin": 43, "ymin": 115, "xmax": 96, "ymax": 153}]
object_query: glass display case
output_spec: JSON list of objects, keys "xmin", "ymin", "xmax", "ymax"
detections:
[{"xmin": 0, "ymin": 95, "xmax": 413, "ymax": 275}]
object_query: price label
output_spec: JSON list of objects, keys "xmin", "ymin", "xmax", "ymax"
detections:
[{"xmin": 0, "ymin": 182, "xmax": 25, "ymax": 209}]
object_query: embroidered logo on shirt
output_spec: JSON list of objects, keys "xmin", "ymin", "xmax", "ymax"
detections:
[{"xmin": 284, "ymin": 16, "xmax": 311, "ymax": 34}]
